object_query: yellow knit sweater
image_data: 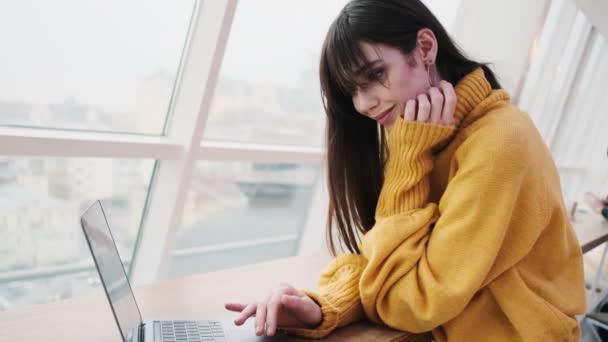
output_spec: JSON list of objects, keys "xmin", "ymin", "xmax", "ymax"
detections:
[{"xmin": 285, "ymin": 68, "xmax": 586, "ymax": 341}]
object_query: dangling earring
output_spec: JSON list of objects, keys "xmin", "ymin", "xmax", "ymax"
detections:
[{"xmin": 426, "ymin": 62, "xmax": 433, "ymax": 88}]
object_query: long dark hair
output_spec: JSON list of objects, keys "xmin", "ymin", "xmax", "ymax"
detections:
[{"xmin": 321, "ymin": 0, "xmax": 502, "ymax": 255}]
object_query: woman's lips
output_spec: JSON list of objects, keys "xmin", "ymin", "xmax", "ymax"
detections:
[{"xmin": 375, "ymin": 106, "xmax": 395, "ymax": 125}]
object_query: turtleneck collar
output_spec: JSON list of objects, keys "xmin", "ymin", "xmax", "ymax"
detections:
[{"xmin": 451, "ymin": 67, "xmax": 510, "ymax": 131}]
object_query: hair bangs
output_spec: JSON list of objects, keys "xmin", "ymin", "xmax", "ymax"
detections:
[{"xmin": 323, "ymin": 16, "xmax": 368, "ymax": 96}]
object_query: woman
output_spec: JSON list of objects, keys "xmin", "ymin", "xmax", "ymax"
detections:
[{"xmin": 225, "ymin": 0, "xmax": 586, "ymax": 340}]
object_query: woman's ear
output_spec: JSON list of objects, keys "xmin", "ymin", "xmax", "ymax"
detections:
[{"xmin": 416, "ymin": 28, "xmax": 438, "ymax": 65}]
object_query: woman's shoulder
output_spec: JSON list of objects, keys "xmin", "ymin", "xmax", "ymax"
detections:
[{"xmin": 456, "ymin": 103, "xmax": 545, "ymax": 166}]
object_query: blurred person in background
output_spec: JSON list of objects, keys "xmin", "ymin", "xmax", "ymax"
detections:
[{"xmin": 585, "ymin": 192, "xmax": 608, "ymax": 221}]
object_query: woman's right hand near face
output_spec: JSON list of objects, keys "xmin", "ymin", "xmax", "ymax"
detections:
[
  {"xmin": 403, "ymin": 80, "xmax": 457, "ymax": 127},
  {"xmin": 224, "ymin": 283, "xmax": 322, "ymax": 337}
]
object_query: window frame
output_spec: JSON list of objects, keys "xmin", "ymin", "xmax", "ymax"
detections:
[{"xmin": 0, "ymin": 0, "xmax": 328, "ymax": 290}]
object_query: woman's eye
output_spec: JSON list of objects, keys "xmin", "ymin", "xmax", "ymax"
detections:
[{"xmin": 369, "ymin": 68, "xmax": 384, "ymax": 80}]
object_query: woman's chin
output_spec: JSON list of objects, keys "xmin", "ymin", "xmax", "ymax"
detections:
[{"xmin": 381, "ymin": 113, "xmax": 398, "ymax": 128}]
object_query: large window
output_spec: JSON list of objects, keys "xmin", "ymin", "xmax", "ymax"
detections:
[
  {"xmin": 517, "ymin": 0, "xmax": 608, "ymax": 206},
  {"xmin": 0, "ymin": 0, "xmax": 337, "ymax": 312},
  {"xmin": 204, "ymin": 0, "xmax": 349, "ymax": 147},
  {"xmin": 0, "ymin": 0, "xmax": 195, "ymax": 134},
  {"xmin": 169, "ymin": 162, "xmax": 320, "ymax": 278},
  {"xmin": 0, "ymin": 157, "xmax": 154, "ymax": 310}
]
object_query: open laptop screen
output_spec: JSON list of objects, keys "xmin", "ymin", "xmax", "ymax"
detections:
[{"xmin": 81, "ymin": 201, "xmax": 142, "ymax": 342}]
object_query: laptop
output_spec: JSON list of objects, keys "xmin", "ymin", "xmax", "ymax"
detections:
[
  {"xmin": 80, "ymin": 200, "xmax": 414, "ymax": 342},
  {"xmin": 80, "ymin": 200, "xmax": 255, "ymax": 342}
]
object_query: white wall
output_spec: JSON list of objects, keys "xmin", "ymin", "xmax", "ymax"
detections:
[
  {"xmin": 450, "ymin": 0, "xmax": 550, "ymax": 95},
  {"xmin": 573, "ymin": 0, "xmax": 608, "ymax": 38},
  {"xmin": 423, "ymin": 0, "xmax": 463, "ymax": 31}
]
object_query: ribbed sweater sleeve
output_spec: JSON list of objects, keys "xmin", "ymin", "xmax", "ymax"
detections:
[
  {"xmin": 283, "ymin": 119, "xmax": 454, "ymax": 339},
  {"xmin": 375, "ymin": 119, "xmax": 455, "ymax": 215}
]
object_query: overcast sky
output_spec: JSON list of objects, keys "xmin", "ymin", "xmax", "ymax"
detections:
[{"xmin": 0, "ymin": 0, "xmax": 456, "ymax": 113}]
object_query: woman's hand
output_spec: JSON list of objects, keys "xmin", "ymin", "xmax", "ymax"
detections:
[
  {"xmin": 225, "ymin": 283, "xmax": 322, "ymax": 337},
  {"xmin": 403, "ymin": 80, "xmax": 456, "ymax": 126}
]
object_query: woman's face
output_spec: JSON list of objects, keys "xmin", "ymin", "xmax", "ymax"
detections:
[{"xmin": 351, "ymin": 41, "xmax": 432, "ymax": 129}]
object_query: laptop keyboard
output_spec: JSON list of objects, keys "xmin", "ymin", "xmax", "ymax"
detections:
[{"xmin": 156, "ymin": 320, "xmax": 227, "ymax": 342}]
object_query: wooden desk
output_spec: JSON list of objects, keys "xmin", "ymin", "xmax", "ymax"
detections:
[
  {"xmin": 0, "ymin": 254, "xmax": 428, "ymax": 341},
  {"xmin": 573, "ymin": 211, "xmax": 608, "ymax": 254}
]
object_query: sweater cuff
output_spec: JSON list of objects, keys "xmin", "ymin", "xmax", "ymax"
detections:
[
  {"xmin": 281, "ymin": 290, "xmax": 339, "ymax": 339},
  {"xmin": 282, "ymin": 255, "xmax": 366, "ymax": 339},
  {"xmin": 386, "ymin": 116, "xmax": 455, "ymax": 157}
]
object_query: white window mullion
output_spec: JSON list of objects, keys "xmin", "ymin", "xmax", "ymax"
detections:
[
  {"xmin": 544, "ymin": 12, "xmax": 593, "ymax": 148},
  {"xmin": 518, "ymin": 0, "xmax": 577, "ymax": 134},
  {"xmin": 571, "ymin": 33, "xmax": 606, "ymax": 167},
  {"xmin": 173, "ymin": 235, "xmax": 299, "ymax": 258},
  {"xmin": 581, "ymin": 34, "xmax": 608, "ymax": 168},
  {"xmin": 297, "ymin": 166, "xmax": 329, "ymax": 256},
  {"xmin": 199, "ymin": 140, "xmax": 324, "ymax": 164},
  {"xmin": 0, "ymin": 127, "xmax": 183, "ymax": 159},
  {"xmin": 130, "ymin": 0, "xmax": 237, "ymax": 285},
  {"xmin": 582, "ymin": 57, "xmax": 608, "ymax": 196},
  {"xmin": 551, "ymin": 29, "xmax": 603, "ymax": 166},
  {"xmin": 572, "ymin": 0, "xmax": 608, "ymax": 39}
]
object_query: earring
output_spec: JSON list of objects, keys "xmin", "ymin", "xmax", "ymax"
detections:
[{"xmin": 426, "ymin": 62, "xmax": 433, "ymax": 88}]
